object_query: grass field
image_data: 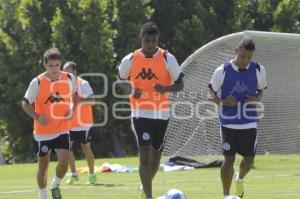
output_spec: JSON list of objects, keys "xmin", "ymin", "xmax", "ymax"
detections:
[{"xmin": 0, "ymin": 155, "xmax": 299, "ymax": 199}]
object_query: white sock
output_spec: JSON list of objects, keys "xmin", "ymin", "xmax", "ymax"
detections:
[
  {"xmin": 72, "ymin": 172, "xmax": 78, "ymax": 176},
  {"xmin": 52, "ymin": 176, "xmax": 61, "ymax": 188},
  {"xmin": 39, "ymin": 188, "xmax": 47, "ymax": 199},
  {"xmin": 89, "ymin": 173, "xmax": 96, "ymax": 176},
  {"xmin": 235, "ymin": 175, "xmax": 244, "ymax": 182},
  {"xmin": 223, "ymin": 195, "xmax": 229, "ymax": 199}
]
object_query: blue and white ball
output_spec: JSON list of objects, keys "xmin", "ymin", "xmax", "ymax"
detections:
[
  {"xmin": 162, "ymin": 189, "xmax": 186, "ymax": 199},
  {"xmin": 224, "ymin": 196, "xmax": 241, "ymax": 199}
]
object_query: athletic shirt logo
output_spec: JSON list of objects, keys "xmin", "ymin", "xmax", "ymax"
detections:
[
  {"xmin": 229, "ymin": 81, "xmax": 250, "ymax": 94},
  {"xmin": 135, "ymin": 68, "xmax": 158, "ymax": 80},
  {"xmin": 223, "ymin": 142, "xmax": 231, "ymax": 151},
  {"xmin": 129, "ymin": 48, "xmax": 172, "ymax": 112},
  {"xmin": 34, "ymin": 72, "xmax": 72, "ymax": 135},
  {"xmin": 44, "ymin": 92, "xmax": 65, "ymax": 104},
  {"xmin": 142, "ymin": 132, "xmax": 150, "ymax": 140},
  {"xmin": 41, "ymin": 145, "xmax": 49, "ymax": 153}
]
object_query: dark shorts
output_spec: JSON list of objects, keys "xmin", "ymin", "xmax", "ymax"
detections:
[
  {"xmin": 221, "ymin": 126, "xmax": 257, "ymax": 157},
  {"xmin": 70, "ymin": 130, "xmax": 92, "ymax": 144},
  {"xmin": 34, "ymin": 134, "xmax": 70, "ymax": 157},
  {"xmin": 131, "ymin": 117, "xmax": 169, "ymax": 151}
]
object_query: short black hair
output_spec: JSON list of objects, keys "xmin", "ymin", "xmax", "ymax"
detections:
[
  {"xmin": 237, "ymin": 38, "xmax": 255, "ymax": 51},
  {"xmin": 139, "ymin": 22, "xmax": 160, "ymax": 37},
  {"xmin": 63, "ymin": 61, "xmax": 77, "ymax": 71},
  {"xmin": 43, "ymin": 48, "xmax": 62, "ymax": 64}
]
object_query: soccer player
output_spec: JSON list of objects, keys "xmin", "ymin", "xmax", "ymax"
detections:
[
  {"xmin": 118, "ymin": 22, "xmax": 184, "ymax": 199},
  {"xmin": 63, "ymin": 61, "xmax": 96, "ymax": 185},
  {"xmin": 208, "ymin": 38, "xmax": 267, "ymax": 198},
  {"xmin": 22, "ymin": 48, "xmax": 76, "ymax": 199}
]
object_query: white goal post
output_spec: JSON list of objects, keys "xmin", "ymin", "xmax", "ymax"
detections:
[{"xmin": 163, "ymin": 31, "xmax": 300, "ymax": 161}]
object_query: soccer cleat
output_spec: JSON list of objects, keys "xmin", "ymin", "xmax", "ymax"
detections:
[
  {"xmin": 65, "ymin": 175, "xmax": 79, "ymax": 185},
  {"xmin": 86, "ymin": 174, "xmax": 97, "ymax": 185},
  {"xmin": 51, "ymin": 187, "xmax": 62, "ymax": 199},
  {"xmin": 138, "ymin": 184, "xmax": 146, "ymax": 199},
  {"xmin": 235, "ymin": 177, "xmax": 244, "ymax": 198}
]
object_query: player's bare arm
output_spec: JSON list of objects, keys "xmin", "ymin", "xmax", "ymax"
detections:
[
  {"xmin": 21, "ymin": 100, "xmax": 48, "ymax": 126},
  {"xmin": 117, "ymin": 77, "xmax": 142, "ymax": 99},
  {"xmin": 153, "ymin": 73, "xmax": 184, "ymax": 93},
  {"xmin": 153, "ymin": 81, "xmax": 183, "ymax": 93}
]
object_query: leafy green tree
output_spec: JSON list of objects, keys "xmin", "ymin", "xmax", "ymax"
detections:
[
  {"xmin": 232, "ymin": 0, "xmax": 281, "ymax": 31},
  {"xmin": 0, "ymin": 0, "xmax": 58, "ymax": 163},
  {"xmin": 150, "ymin": 0, "xmax": 232, "ymax": 63},
  {"xmin": 113, "ymin": 0, "xmax": 153, "ymax": 60},
  {"xmin": 2, "ymin": 0, "xmax": 300, "ymax": 163},
  {"xmin": 273, "ymin": 0, "xmax": 300, "ymax": 32},
  {"xmin": 0, "ymin": 0, "xmax": 122, "ymax": 162}
]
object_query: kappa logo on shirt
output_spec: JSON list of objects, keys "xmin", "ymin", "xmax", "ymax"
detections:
[
  {"xmin": 135, "ymin": 68, "xmax": 158, "ymax": 80},
  {"xmin": 230, "ymin": 81, "xmax": 250, "ymax": 94},
  {"xmin": 44, "ymin": 92, "xmax": 65, "ymax": 104}
]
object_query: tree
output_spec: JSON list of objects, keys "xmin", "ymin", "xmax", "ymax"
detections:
[
  {"xmin": 0, "ymin": 0, "xmax": 124, "ymax": 162},
  {"xmin": 232, "ymin": 0, "xmax": 281, "ymax": 32},
  {"xmin": 151, "ymin": 0, "xmax": 233, "ymax": 63},
  {"xmin": 273, "ymin": 0, "xmax": 300, "ymax": 33},
  {"xmin": 0, "ymin": 0, "xmax": 58, "ymax": 163},
  {"xmin": 2, "ymin": 0, "xmax": 300, "ymax": 163},
  {"xmin": 113, "ymin": 0, "xmax": 153, "ymax": 60}
]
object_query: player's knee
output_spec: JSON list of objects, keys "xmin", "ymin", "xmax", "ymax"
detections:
[
  {"xmin": 139, "ymin": 155, "xmax": 151, "ymax": 166},
  {"xmin": 139, "ymin": 145, "xmax": 151, "ymax": 155},
  {"xmin": 57, "ymin": 152, "xmax": 70, "ymax": 166},
  {"xmin": 60, "ymin": 159, "xmax": 69, "ymax": 168},
  {"xmin": 243, "ymin": 157, "xmax": 254, "ymax": 166},
  {"xmin": 223, "ymin": 156, "xmax": 235, "ymax": 166},
  {"xmin": 81, "ymin": 143, "xmax": 91, "ymax": 152},
  {"xmin": 140, "ymin": 155, "xmax": 151, "ymax": 166}
]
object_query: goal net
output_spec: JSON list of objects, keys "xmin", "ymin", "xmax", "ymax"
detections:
[{"xmin": 163, "ymin": 31, "xmax": 300, "ymax": 162}]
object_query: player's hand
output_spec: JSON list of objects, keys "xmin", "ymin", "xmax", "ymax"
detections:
[
  {"xmin": 73, "ymin": 93, "xmax": 80, "ymax": 103},
  {"xmin": 245, "ymin": 95, "xmax": 260, "ymax": 103},
  {"xmin": 222, "ymin": 95, "xmax": 236, "ymax": 107},
  {"xmin": 37, "ymin": 115, "xmax": 48, "ymax": 126},
  {"xmin": 153, "ymin": 84, "xmax": 166, "ymax": 93},
  {"xmin": 132, "ymin": 88, "xmax": 142, "ymax": 99}
]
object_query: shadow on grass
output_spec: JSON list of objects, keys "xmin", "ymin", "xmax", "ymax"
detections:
[{"xmin": 68, "ymin": 183, "xmax": 125, "ymax": 187}]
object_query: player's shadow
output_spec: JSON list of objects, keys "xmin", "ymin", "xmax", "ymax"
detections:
[{"xmin": 71, "ymin": 183, "xmax": 125, "ymax": 187}]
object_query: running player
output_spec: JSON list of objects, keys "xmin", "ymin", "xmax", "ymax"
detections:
[{"xmin": 22, "ymin": 48, "xmax": 76, "ymax": 199}]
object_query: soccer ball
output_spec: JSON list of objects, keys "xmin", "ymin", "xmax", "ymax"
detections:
[
  {"xmin": 224, "ymin": 196, "xmax": 241, "ymax": 199},
  {"xmin": 157, "ymin": 189, "xmax": 186, "ymax": 199}
]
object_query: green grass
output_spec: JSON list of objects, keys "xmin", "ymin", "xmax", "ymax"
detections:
[{"xmin": 0, "ymin": 155, "xmax": 299, "ymax": 199}]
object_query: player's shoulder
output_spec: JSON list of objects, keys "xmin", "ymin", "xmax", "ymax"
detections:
[
  {"xmin": 164, "ymin": 50, "xmax": 177, "ymax": 62},
  {"xmin": 121, "ymin": 52, "xmax": 134, "ymax": 63},
  {"xmin": 79, "ymin": 77, "xmax": 90, "ymax": 86},
  {"xmin": 35, "ymin": 72, "xmax": 46, "ymax": 81},
  {"xmin": 159, "ymin": 48, "xmax": 179, "ymax": 68},
  {"xmin": 29, "ymin": 76, "xmax": 40, "ymax": 87},
  {"xmin": 60, "ymin": 71, "xmax": 75, "ymax": 81},
  {"xmin": 32, "ymin": 71, "xmax": 49, "ymax": 84},
  {"xmin": 256, "ymin": 62, "xmax": 266, "ymax": 72},
  {"xmin": 214, "ymin": 64, "xmax": 227, "ymax": 75},
  {"xmin": 255, "ymin": 62, "xmax": 266, "ymax": 73}
]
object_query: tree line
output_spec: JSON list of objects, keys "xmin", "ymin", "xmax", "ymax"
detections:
[{"xmin": 0, "ymin": 0, "xmax": 299, "ymax": 163}]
